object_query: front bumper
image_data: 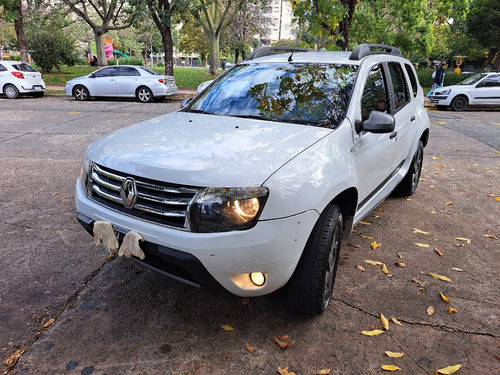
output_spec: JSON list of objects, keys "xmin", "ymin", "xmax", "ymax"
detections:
[
  {"xmin": 75, "ymin": 179, "xmax": 318, "ymax": 297},
  {"xmin": 429, "ymin": 95, "xmax": 450, "ymax": 105}
]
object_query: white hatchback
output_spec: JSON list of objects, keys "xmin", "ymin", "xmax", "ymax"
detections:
[
  {"xmin": 429, "ymin": 72, "xmax": 500, "ymax": 111},
  {"xmin": 0, "ymin": 61, "xmax": 46, "ymax": 99}
]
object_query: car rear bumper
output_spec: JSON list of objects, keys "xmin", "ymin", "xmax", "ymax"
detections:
[{"xmin": 19, "ymin": 84, "xmax": 46, "ymax": 93}]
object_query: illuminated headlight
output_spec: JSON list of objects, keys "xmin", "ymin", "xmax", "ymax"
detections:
[
  {"xmin": 189, "ymin": 187, "xmax": 269, "ymax": 232},
  {"xmin": 435, "ymin": 89, "xmax": 451, "ymax": 95},
  {"xmin": 79, "ymin": 155, "xmax": 91, "ymax": 196}
]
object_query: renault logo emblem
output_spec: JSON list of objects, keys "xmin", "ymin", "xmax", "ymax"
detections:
[{"xmin": 120, "ymin": 178, "xmax": 137, "ymax": 208}]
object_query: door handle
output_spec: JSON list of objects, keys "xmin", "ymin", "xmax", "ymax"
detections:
[
  {"xmin": 410, "ymin": 116, "xmax": 416, "ymax": 121},
  {"xmin": 390, "ymin": 131, "xmax": 398, "ymax": 139}
]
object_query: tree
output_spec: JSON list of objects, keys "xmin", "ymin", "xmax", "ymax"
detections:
[
  {"xmin": 62, "ymin": 0, "xmax": 135, "ymax": 66},
  {"xmin": 0, "ymin": 20, "xmax": 16, "ymax": 59},
  {"xmin": 177, "ymin": 13, "xmax": 210, "ymax": 65},
  {"xmin": 467, "ymin": 0, "xmax": 500, "ymax": 71},
  {"xmin": 0, "ymin": 0, "xmax": 29, "ymax": 61},
  {"xmin": 29, "ymin": 25, "xmax": 78, "ymax": 71}
]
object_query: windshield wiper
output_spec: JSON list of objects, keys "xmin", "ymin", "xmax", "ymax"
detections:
[
  {"xmin": 230, "ymin": 114, "xmax": 273, "ymax": 122},
  {"xmin": 188, "ymin": 109, "xmax": 214, "ymax": 115}
]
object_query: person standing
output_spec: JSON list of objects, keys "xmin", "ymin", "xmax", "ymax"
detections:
[{"xmin": 427, "ymin": 63, "xmax": 447, "ymax": 97}]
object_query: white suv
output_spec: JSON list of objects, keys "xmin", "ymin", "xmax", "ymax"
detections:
[
  {"xmin": 76, "ymin": 44, "xmax": 430, "ymax": 315},
  {"xmin": 0, "ymin": 61, "xmax": 46, "ymax": 99}
]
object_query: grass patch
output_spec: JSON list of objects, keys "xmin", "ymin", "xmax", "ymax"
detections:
[{"xmin": 39, "ymin": 64, "xmax": 220, "ymax": 89}]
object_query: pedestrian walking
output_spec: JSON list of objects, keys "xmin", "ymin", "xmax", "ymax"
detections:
[{"xmin": 427, "ymin": 63, "xmax": 447, "ymax": 97}]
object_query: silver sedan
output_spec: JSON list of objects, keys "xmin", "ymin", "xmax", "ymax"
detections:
[{"xmin": 65, "ymin": 65, "xmax": 178, "ymax": 103}]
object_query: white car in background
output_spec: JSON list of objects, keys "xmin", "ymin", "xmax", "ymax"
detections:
[
  {"xmin": 65, "ymin": 65, "xmax": 178, "ymax": 103},
  {"xmin": 0, "ymin": 61, "xmax": 46, "ymax": 99},
  {"xmin": 429, "ymin": 72, "xmax": 500, "ymax": 111}
]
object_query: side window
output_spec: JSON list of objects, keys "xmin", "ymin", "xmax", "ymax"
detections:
[
  {"xmin": 361, "ymin": 65, "xmax": 389, "ymax": 121},
  {"xmin": 480, "ymin": 75, "xmax": 500, "ymax": 87},
  {"xmin": 388, "ymin": 63, "xmax": 410, "ymax": 111},
  {"xmin": 118, "ymin": 67, "xmax": 140, "ymax": 76},
  {"xmin": 404, "ymin": 63, "xmax": 418, "ymax": 97},
  {"xmin": 0, "ymin": 64, "xmax": 7, "ymax": 72},
  {"xmin": 94, "ymin": 67, "xmax": 117, "ymax": 78}
]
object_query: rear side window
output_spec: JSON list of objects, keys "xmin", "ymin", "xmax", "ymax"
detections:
[
  {"xmin": 404, "ymin": 63, "xmax": 418, "ymax": 97},
  {"xmin": 361, "ymin": 65, "xmax": 389, "ymax": 121},
  {"xmin": 388, "ymin": 63, "xmax": 409, "ymax": 111},
  {"xmin": 0, "ymin": 64, "xmax": 7, "ymax": 72},
  {"xmin": 118, "ymin": 67, "xmax": 140, "ymax": 76}
]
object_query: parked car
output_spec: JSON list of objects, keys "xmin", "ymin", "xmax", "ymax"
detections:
[
  {"xmin": 76, "ymin": 44, "xmax": 430, "ymax": 315},
  {"xmin": 429, "ymin": 72, "xmax": 500, "ymax": 111},
  {"xmin": 0, "ymin": 61, "xmax": 46, "ymax": 99},
  {"xmin": 65, "ymin": 65, "xmax": 178, "ymax": 103}
]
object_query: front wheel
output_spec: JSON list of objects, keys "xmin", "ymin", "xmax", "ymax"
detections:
[
  {"xmin": 393, "ymin": 140, "xmax": 424, "ymax": 197},
  {"xmin": 450, "ymin": 95, "xmax": 468, "ymax": 111},
  {"xmin": 4, "ymin": 84, "xmax": 19, "ymax": 99},
  {"xmin": 73, "ymin": 85, "xmax": 90, "ymax": 101},
  {"xmin": 287, "ymin": 204, "xmax": 343, "ymax": 315},
  {"xmin": 136, "ymin": 87, "xmax": 153, "ymax": 103}
]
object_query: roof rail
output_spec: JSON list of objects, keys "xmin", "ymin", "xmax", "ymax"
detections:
[
  {"xmin": 247, "ymin": 46, "xmax": 309, "ymax": 60},
  {"xmin": 349, "ymin": 44, "xmax": 402, "ymax": 60}
]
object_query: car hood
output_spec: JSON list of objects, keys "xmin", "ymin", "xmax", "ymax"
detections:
[{"xmin": 86, "ymin": 111, "xmax": 332, "ymax": 187}]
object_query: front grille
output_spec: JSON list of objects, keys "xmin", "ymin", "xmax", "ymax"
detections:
[{"xmin": 88, "ymin": 163, "xmax": 201, "ymax": 229}]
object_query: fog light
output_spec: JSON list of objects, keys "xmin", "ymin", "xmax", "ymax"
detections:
[{"xmin": 250, "ymin": 272, "xmax": 266, "ymax": 286}]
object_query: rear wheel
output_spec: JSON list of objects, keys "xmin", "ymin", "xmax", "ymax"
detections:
[
  {"xmin": 4, "ymin": 84, "xmax": 19, "ymax": 99},
  {"xmin": 450, "ymin": 95, "xmax": 468, "ymax": 111},
  {"xmin": 73, "ymin": 85, "xmax": 90, "ymax": 101},
  {"xmin": 136, "ymin": 87, "xmax": 153, "ymax": 103},
  {"xmin": 287, "ymin": 204, "xmax": 342, "ymax": 315},
  {"xmin": 393, "ymin": 140, "xmax": 424, "ymax": 196}
]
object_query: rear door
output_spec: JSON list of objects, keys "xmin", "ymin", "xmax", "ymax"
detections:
[{"xmin": 116, "ymin": 67, "xmax": 141, "ymax": 97}]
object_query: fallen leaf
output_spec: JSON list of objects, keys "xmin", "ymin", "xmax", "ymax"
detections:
[
  {"xmin": 381, "ymin": 365, "xmax": 401, "ymax": 371},
  {"xmin": 274, "ymin": 335, "xmax": 295, "ymax": 349},
  {"xmin": 361, "ymin": 235, "xmax": 373, "ymax": 239},
  {"xmin": 391, "ymin": 317, "xmax": 403, "ymax": 326},
  {"xmin": 222, "ymin": 354, "xmax": 231, "ymax": 360},
  {"xmin": 415, "ymin": 243, "xmax": 430, "ymax": 248},
  {"xmin": 374, "ymin": 214, "xmax": 381, "ymax": 219},
  {"xmin": 440, "ymin": 292, "xmax": 450, "ymax": 303},
  {"xmin": 412, "ymin": 278, "xmax": 425, "ymax": 289},
  {"xmin": 364, "ymin": 260, "xmax": 383, "ymax": 266},
  {"xmin": 413, "ymin": 228, "xmax": 431, "ymax": 235},
  {"xmin": 42, "ymin": 317, "xmax": 55, "ymax": 329},
  {"xmin": 381, "ymin": 263, "xmax": 389, "ymax": 274},
  {"xmin": 221, "ymin": 324, "xmax": 235, "ymax": 331},
  {"xmin": 434, "ymin": 248, "xmax": 444, "ymax": 256},
  {"xmin": 454, "ymin": 237, "xmax": 471, "ymax": 244},
  {"xmin": 371, "ymin": 241, "xmax": 381, "ymax": 250},
  {"xmin": 278, "ymin": 366, "xmax": 296, "ymax": 375},
  {"xmin": 395, "ymin": 261, "xmax": 406, "ymax": 268},
  {"xmin": 242, "ymin": 298, "xmax": 250, "ymax": 305},
  {"xmin": 359, "ymin": 221, "xmax": 371, "ymax": 225},
  {"xmin": 429, "ymin": 272, "xmax": 452, "ymax": 282},
  {"xmin": 381, "ymin": 314, "xmax": 389, "ymax": 330},
  {"xmin": 432, "ymin": 156, "xmax": 442, "ymax": 159},
  {"xmin": 356, "ymin": 265, "xmax": 366, "ymax": 272},
  {"xmin": 245, "ymin": 342, "xmax": 255, "ymax": 353},
  {"xmin": 448, "ymin": 307, "xmax": 458, "ymax": 314},
  {"xmin": 385, "ymin": 351, "xmax": 405, "ymax": 358},
  {"xmin": 361, "ymin": 329, "xmax": 385, "ymax": 336},
  {"xmin": 316, "ymin": 370, "xmax": 331, "ymax": 375},
  {"xmin": 451, "ymin": 267, "xmax": 463, "ymax": 272},
  {"xmin": 436, "ymin": 364, "xmax": 462, "ymax": 374},
  {"xmin": 427, "ymin": 306, "xmax": 435, "ymax": 315},
  {"xmin": 5, "ymin": 349, "xmax": 27, "ymax": 370},
  {"xmin": 482, "ymin": 234, "xmax": 498, "ymax": 240},
  {"xmin": 445, "ymin": 201, "xmax": 454, "ymax": 206}
]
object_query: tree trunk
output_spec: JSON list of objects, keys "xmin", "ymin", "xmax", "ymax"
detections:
[
  {"xmin": 208, "ymin": 35, "xmax": 220, "ymax": 76},
  {"xmin": 160, "ymin": 29, "xmax": 174, "ymax": 76},
  {"xmin": 94, "ymin": 29, "xmax": 106, "ymax": 66},
  {"xmin": 14, "ymin": 1, "xmax": 29, "ymax": 62},
  {"xmin": 492, "ymin": 49, "xmax": 500, "ymax": 72}
]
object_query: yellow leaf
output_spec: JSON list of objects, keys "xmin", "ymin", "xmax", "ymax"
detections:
[
  {"xmin": 316, "ymin": 370, "xmax": 331, "ymax": 375},
  {"xmin": 381, "ymin": 263, "xmax": 389, "ymax": 274},
  {"xmin": 385, "ymin": 351, "xmax": 405, "ymax": 358},
  {"xmin": 413, "ymin": 228, "xmax": 431, "ymax": 235},
  {"xmin": 381, "ymin": 365, "xmax": 401, "ymax": 371},
  {"xmin": 42, "ymin": 317, "xmax": 55, "ymax": 330},
  {"xmin": 245, "ymin": 342, "xmax": 255, "ymax": 353},
  {"xmin": 454, "ymin": 237, "xmax": 471, "ymax": 244},
  {"xmin": 364, "ymin": 260, "xmax": 383, "ymax": 266},
  {"xmin": 381, "ymin": 314, "xmax": 389, "ymax": 330},
  {"xmin": 448, "ymin": 307, "xmax": 458, "ymax": 314},
  {"xmin": 440, "ymin": 292, "xmax": 450, "ymax": 303},
  {"xmin": 496, "ymin": 197, "xmax": 500, "ymax": 202},
  {"xmin": 359, "ymin": 221, "xmax": 371, "ymax": 225},
  {"xmin": 274, "ymin": 335, "xmax": 295, "ymax": 349},
  {"xmin": 356, "ymin": 265, "xmax": 366, "ymax": 272},
  {"xmin": 278, "ymin": 366, "xmax": 297, "ymax": 375},
  {"xmin": 415, "ymin": 243, "xmax": 430, "ymax": 248},
  {"xmin": 391, "ymin": 317, "xmax": 403, "ymax": 327},
  {"xmin": 434, "ymin": 248, "xmax": 444, "ymax": 256},
  {"xmin": 361, "ymin": 329, "xmax": 385, "ymax": 336},
  {"xmin": 361, "ymin": 235, "xmax": 373, "ymax": 239},
  {"xmin": 221, "ymin": 324, "xmax": 235, "ymax": 331},
  {"xmin": 427, "ymin": 306, "xmax": 435, "ymax": 315},
  {"xmin": 429, "ymin": 272, "xmax": 452, "ymax": 282},
  {"xmin": 371, "ymin": 241, "xmax": 381, "ymax": 250},
  {"xmin": 436, "ymin": 364, "xmax": 462, "ymax": 374},
  {"xmin": 482, "ymin": 234, "xmax": 498, "ymax": 240}
]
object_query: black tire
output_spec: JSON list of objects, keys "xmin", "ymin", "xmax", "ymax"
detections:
[
  {"xmin": 136, "ymin": 87, "xmax": 153, "ymax": 103},
  {"xmin": 287, "ymin": 204, "xmax": 343, "ymax": 315},
  {"xmin": 393, "ymin": 140, "xmax": 424, "ymax": 197},
  {"xmin": 73, "ymin": 85, "xmax": 90, "ymax": 101},
  {"xmin": 4, "ymin": 84, "xmax": 19, "ymax": 99},
  {"xmin": 450, "ymin": 95, "xmax": 468, "ymax": 111}
]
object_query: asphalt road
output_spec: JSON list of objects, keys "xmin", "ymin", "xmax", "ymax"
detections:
[{"xmin": 1, "ymin": 96, "xmax": 499, "ymax": 375}]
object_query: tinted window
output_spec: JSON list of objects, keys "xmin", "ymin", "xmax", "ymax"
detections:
[
  {"xmin": 388, "ymin": 63, "xmax": 409, "ymax": 111},
  {"xmin": 12, "ymin": 63, "xmax": 38, "ymax": 72},
  {"xmin": 404, "ymin": 64, "xmax": 418, "ymax": 97},
  {"xmin": 361, "ymin": 65, "xmax": 388, "ymax": 121},
  {"xmin": 480, "ymin": 75, "xmax": 500, "ymax": 87},
  {"xmin": 189, "ymin": 63, "xmax": 357, "ymax": 128},
  {"xmin": 94, "ymin": 67, "xmax": 117, "ymax": 77},
  {"xmin": 0, "ymin": 64, "xmax": 7, "ymax": 72},
  {"xmin": 118, "ymin": 67, "xmax": 140, "ymax": 76},
  {"xmin": 139, "ymin": 66, "xmax": 160, "ymax": 75}
]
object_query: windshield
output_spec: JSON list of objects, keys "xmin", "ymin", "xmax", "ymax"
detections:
[
  {"xmin": 13, "ymin": 63, "xmax": 38, "ymax": 73},
  {"xmin": 459, "ymin": 73, "xmax": 486, "ymax": 86},
  {"xmin": 187, "ymin": 63, "xmax": 357, "ymax": 128}
]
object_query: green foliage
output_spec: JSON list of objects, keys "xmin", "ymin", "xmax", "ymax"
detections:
[
  {"xmin": 29, "ymin": 26, "xmax": 78, "ymax": 72},
  {"xmin": 416, "ymin": 68, "xmax": 470, "ymax": 88},
  {"xmin": 467, "ymin": 0, "xmax": 500, "ymax": 50},
  {"xmin": 107, "ymin": 57, "xmax": 144, "ymax": 66}
]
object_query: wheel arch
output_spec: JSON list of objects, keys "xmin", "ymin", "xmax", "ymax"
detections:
[
  {"xmin": 329, "ymin": 187, "xmax": 358, "ymax": 239},
  {"xmin": 420, "ymin": 128, "xmax": 430, "ymax": 148}
]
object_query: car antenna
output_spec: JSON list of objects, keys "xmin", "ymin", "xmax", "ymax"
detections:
[{"xmin": 288, "ymin": 52, "xmax": 294, "ymax": 62}]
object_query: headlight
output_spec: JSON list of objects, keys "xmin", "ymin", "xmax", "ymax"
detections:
[
  {"xmin": 435, "ymin": 89, "xmax": 451, "ymax": 95},
  {"xmin": 79, "ymin": 155, "xmax": 91, "ymax": 195},
  {"xmin": 189, "ymin": 187, "xmax": 269, "ymax": 232}
]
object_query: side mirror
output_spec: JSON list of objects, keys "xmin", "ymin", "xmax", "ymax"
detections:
[
  {"xmin": 355, "ymin": 111, "xmax": 395, "ymax": 134},
  {"xmin": 180, "ymin": 97, "xmax": 194, "ymax": 109},
  {"xmin": 90, "ymin": 73, "xmax": 96, "ymax": 78}
]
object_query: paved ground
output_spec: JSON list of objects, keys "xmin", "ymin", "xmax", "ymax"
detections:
[{"xmin": 0, "ymin": 96, "xmax": 499, "ymax": 375}]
